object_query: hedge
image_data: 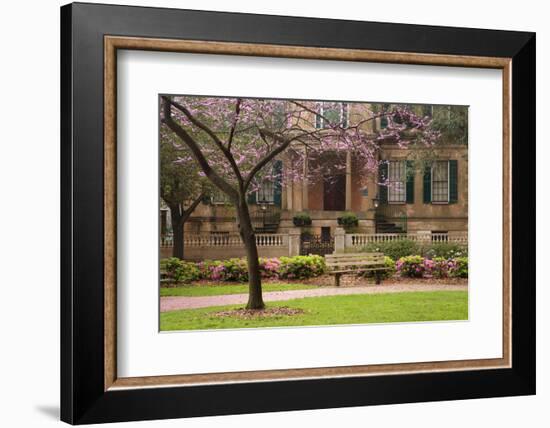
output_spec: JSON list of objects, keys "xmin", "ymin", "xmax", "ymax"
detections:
[
  {"xmin": 359, "ymin": 239, "xmax": 467, "ymax": 260},
  {"xmin": 160, "ymin": 254, "xmax": 468, "ymax": 285},
  {"xmin": 162, "ymin": 255, "xmax": 326, "ymax": 284}
]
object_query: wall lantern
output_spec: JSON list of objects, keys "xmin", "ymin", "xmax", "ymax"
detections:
[{"xmin": 373, "ymin": 194, "xmax": 380, "ymax": 209}]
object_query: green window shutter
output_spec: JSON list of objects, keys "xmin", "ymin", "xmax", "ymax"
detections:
[
  {"xmin": 247, "ymin": 190, "xmax": 256, "ymax": 204},
  {"xmin": 449, "ymin": 160, "xmax": 458, "ymax": 203},
  {"xmin": 378, "ymin": 162, "xmax": 388, "ymax": 204},
  {"xmin": 273, "ymin": 160, "xmax": 283, "ymax": 207},
  {"xmin": 423, "ymin": 165, "xmax": 432, "ymax": 204},
  {"xmin": 406, "ymin": 161, "xmax": 414, "ymax": 204},
  {"xmin": 201, "ymin": 194, "xmax": 211, "ymax": 205}
]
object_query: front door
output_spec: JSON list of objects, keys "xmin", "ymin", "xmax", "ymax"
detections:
[{"xmin": 323, "ymin": 174, "xmax": 346, "ymax": 211}]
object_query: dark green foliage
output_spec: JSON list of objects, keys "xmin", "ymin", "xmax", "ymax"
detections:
[
  {"xmin": 337, "ymin": 212, "xmax": 359, "ymax": 229},
  {"xmin": 293, "ymin": 212, "xmax": 312, "ymax": 226},
  {"xmin": 423, "ymin": 242, "xmax": 467, "ymax": 259},
  {"xmin": 161, "ymin": 257, "xmax": 201, "ymax": 284},
  {"xmin": 278, "ymin": 255, "xmax": 326, "ymax": 279},
  {"xmin": 431, "ymin": 105, "xmax": 468, "ymax": 146},
  {"xmin": 360, "ymin": 239, "xmax": 467, "ymax": 260},
  {"xmin": 360, "ymin": 239, "xmax": 420, "ymax": 261},
  {"xmin": 450, "ymin": 257, "xmax": 468, "ymax": 278}
]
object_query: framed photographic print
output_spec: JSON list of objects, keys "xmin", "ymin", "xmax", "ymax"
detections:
[{"xmin": 60, "ymin": 2, "xmax": 535, "ymax": 424}]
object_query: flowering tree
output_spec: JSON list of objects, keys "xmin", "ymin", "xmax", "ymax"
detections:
[
  {"xmin": 160, "ymin": 126, "xmax": 212, "ymax": 259},
  {"xmin": 161, "ymin": 95, "xmax": 437, "ymax": 309}
]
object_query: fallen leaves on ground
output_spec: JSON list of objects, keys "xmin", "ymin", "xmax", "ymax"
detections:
[{"xmin": 212, "ymin": 306, "xmax": 305, "ymax": 319}]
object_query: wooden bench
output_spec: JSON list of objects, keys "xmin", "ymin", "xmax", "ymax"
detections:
[{"xmin": 325, "ymin": 253, "xmax": 389, "ymax": 286}]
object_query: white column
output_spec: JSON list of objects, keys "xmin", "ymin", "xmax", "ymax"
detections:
[
  {"xmin": 334, "ymin": 227, "xmax": 346, "ymax": 253},
  {"xmin": 288, "ymin": 228, "xmax": 301, "ymax": 256}
]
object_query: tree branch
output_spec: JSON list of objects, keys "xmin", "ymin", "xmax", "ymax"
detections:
[
  {"xmin": 166, "ymin": 97, "xmax": 244, "ymax": 185},
  {"xmin": 181, "ymin": 191, "xmax": 206, "ymax": 222},
  {"xmin": 161, "ymin": 97, "xmax": 239, "ymax": 201},
  {"xmin": 227, "ymin": 98, "xmax": 241, "ymax": 152},
  {"xmin": 244, "ymin": 129, "xmax": 292, "ymax": 190}
]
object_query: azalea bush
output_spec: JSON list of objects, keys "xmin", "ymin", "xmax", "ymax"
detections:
[
  {"xmin": 161, "ymin": 254, "xmax": 467, "ymax": 285},
  {"xmin": 278, "ymin": 255, "xmax": 326, "ymax": 279},
  {"xmin": 396, "ymin": 255, "xmax": 425, "ymax": 278},
  {"xmin": 397, "ymin": 256, "xmax": 468, "ymax": 279},
  {"xmin": 423, "ymin": 257, "xmax": 451, "ymax": 278},
  {"xmin": 196, "ymin": 258, "xmax": 248, "ymax": 282},
  {"xmin": 161, "ymin": 257, "xmax": 201, "ymax": 284},
  {"xmin": 219, "ymin": 258, "xmax": 249, "ymax": 282},
  {"xmin": 259, "ymin": 257, "xmax": 282, "ymax": 279},
  {"xmin": 192, "ymin": 255, "xmax": 324, "ymax": 282},
  {"xmin": 449, "ymin": 257, "xmax": 468, "ymax": 278}
]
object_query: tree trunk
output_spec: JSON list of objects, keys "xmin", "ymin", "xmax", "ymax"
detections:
[
  {"xmin": 167, "ymin": 195, "xmax": 204, "ymax": 260},
  {"xmin": 236, "ymin": 198, "xmax": 265, "ymax": 310},
  {"xmin": 169, "ymin": 207, "xmax": 184, "ymax": 260}
]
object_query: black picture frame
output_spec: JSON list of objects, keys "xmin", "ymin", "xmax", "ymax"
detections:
[{"xmin": 61, "ymin": 2, "xmax": 535, "ymax": 424}]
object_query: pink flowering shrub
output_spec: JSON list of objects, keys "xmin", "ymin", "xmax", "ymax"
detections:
[
  {"xmin": 164, "ymin": 255, "xmax": 467, "ymax": 283},
  {"xmin": 423, "ymin": 257, "xmax": 451, "ymax": 278},
  {"xmin": 397, "ymin": 256, "xmax": 468, "ymax": 278},
  {"xmin": 423, "ymin": 257, "xmax": 469, "ymax": 278},
  {"xmin": 196, "ymin": 259, "xmax": 247, "ymax": 282},
  {"xmin": 259, "ymin": 258, "xmax": 282, "ymax": 279},
  {"xmin": 396, "ymin": 255, "xmax": 426, "ymax": 278},
  {"xmin": 196, "ymin": 260, "xmax": 223, "ymax": 280},
  {"xmin": 195, "ymin": 256, "xmax": 325, "ymax": 282},
  {"xmin": 221, "ymin": 258, "xmax": 249, "ymax": 281}
]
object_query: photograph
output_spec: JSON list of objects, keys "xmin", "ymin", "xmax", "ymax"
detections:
[
  {"xmin": 55, "ymin": 0, "xmax": 537, "ymax": 423},
  {"xmin": 158, "ymin": 95, "xmax": 469, "ymax": 331}
]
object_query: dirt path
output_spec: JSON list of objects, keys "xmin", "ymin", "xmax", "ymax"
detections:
[{"xmin": 160, "ymin": 283, "xmax": 468, "ymax": 312}]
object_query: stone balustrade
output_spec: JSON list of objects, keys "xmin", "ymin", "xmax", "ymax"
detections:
[{"xmin": 160, "ymin": 229, "xmax": 468, "ymax": 260}]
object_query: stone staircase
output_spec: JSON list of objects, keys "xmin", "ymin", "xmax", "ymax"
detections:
[
  {"xmin": 375, "ymin": 219, "xmax": 406, "ymax": 234},
  {"xmin": 250, "ymin": 205, "xmax": 281, "ymax": 234},
  {"xmin": 254, "ymin": 223, "xmax": 280, "ymax": 234}
]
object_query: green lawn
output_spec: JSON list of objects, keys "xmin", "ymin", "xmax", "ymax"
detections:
[
  {"xmin": 160, "ymin": 282, "xmax": 318, "ymax": 297},
  {"xmin": 160, "ymin": 290, "xmax": 468, "ymax": 331}
]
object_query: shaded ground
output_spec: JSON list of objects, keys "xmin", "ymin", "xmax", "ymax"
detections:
[{"xmin": 160, "ymin": 283, "xmax": 467, "ymax": 312}]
